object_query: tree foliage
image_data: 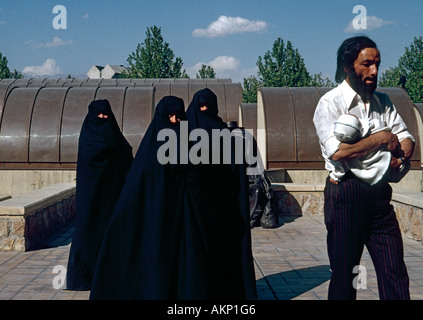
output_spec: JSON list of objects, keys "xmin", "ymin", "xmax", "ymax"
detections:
[
  {"xmin": 257, "ymin": 38, "xmax": 311, "ymax": 87},
  {"xmin": 242, "ymin": 38, "xmax": 334, "ymax": 102},
  {"xmin": 196, "ymin": 64, "xmax": 216, "ymax": 79},
  {"xmin": 126, "ymin": 26, "xmax": 188, "ymax": 78},
  {"xmin": 0, "ymin": 52, "xmax": 23, "ymax": 79},
  {"xmin": 310, "ymin": 72, "xmax": 335, "ymax": 87},
  {"xmin": 242, "ymin": 75, "xmax": 260, "ymax": 103},
  {"xmin": 379, "ymin": 36, "xmax": 423, "ymax": 103}
]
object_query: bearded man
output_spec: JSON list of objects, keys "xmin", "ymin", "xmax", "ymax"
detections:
[{"xmin": 313, "ymin": 36, "xmax": 415, "ymax": 300}]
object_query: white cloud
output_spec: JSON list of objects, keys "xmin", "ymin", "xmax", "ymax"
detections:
[
  {"xmin": 43, "ymin": 36, "xmax": 74, "ymax": 48},
  {"xmin": 0, "ymin": 21, "xmax": 6, "ymax": 25},
  {"xmin": 344, "ymin": 15, "xmax": 394, "ymax": 32},
  {"xmin": 189, "ymin": 56, "xmax": 241, "ymax": 75},
  {"xmin": 82, "ymin": 13, "xmax": 89, "ymax": 19},
  {"xmin": 24, "ymin": 37, "xmax": 74, "ymax": 48},
  {"xmin": 22, "ymin": 58, "xmax": 62, "ymax": 77},
  {"xmin": 208, "ymin": 56, "xmax": 241, "ymax": 72},
  {"xmin": 192, "ymin": 15, "xmax": 267, "ymax": 38},
  {"xmin": 188, "ymin": 56, "xmax": 245, "ymax": 81}
]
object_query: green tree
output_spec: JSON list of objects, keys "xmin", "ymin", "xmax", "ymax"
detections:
[
  {"xmin": 126, "ymin": 26, "xmax": 188, "ymax": 78},
  {"xmin": 242, "ymin": 37, "xmax": 335, "ymax": 102},
  {"xmin": 242, "ymin": 75, "xmax": 261, "ymax": 103},
  {"xmin": 0, "ymin": 52, "xmax": 23, "ymax": 79},
  {"xmin": 379, "ymin": 36, "xmax": 423, "ymax": 103},
  {"xmin": 196, "ymin": 64, "xmax": 216, "ymax": 79},
  {"xmin": 310, "ymin": 72, "xmax": 335, "ymax": 87},
  {"xmin": 257, "ymin": 38, "xmax": 311, "ymax": 87}
]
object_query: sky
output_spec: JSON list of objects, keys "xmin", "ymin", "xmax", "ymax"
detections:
[{"xmin": 0, "ymin": 0, "xmax": 422, "ymax": 84}]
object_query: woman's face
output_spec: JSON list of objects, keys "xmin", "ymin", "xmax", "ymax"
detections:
[
  {"xmin": 169, "ymin": 114, "xmax": 181, "ymax": 123},
  {"xmin": 97, "ymin": 113, "xmax": 109, "ymax": 119}
]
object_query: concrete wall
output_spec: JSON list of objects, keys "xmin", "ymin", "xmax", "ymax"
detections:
[{"xmin": 0, "ymin": 170, "xmax": 76, "ymax": 198}]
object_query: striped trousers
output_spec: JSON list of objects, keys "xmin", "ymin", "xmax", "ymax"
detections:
[{"xmin": 324, "ymin": 173, "xmax": 410, "ymax": 300}]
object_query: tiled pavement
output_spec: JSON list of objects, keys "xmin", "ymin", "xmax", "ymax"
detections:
[{"xmin": 0, "ymin": 215, "xmax": 422, "ymax": 300}]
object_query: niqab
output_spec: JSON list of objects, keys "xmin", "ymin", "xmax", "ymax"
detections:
[
  {"xmin": 180, "ymin": 88, "xmax": 257, "ymax": 299},
  {"xmin": 89, "ymin": 96, "xmax": 187, "ymax": 299},
  {"xmin": 66, "ymin": 99, "xmax": 133, "ymax": 290}
]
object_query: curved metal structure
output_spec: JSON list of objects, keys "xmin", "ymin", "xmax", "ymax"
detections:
[
  {"xmin": 0, "ymin": 86, "xmax": 155, "ymax": 169},
  {"xmin": 257, "ymin": 86, "xmax": 421, "ymax": 170},
  {"xmin": 3, "ymin": 79, "xmax": 419, "ymax": 173},
  {"xmin": 0, "ymin": 78, "xmax": 240, "ymax": 119},
  {"xmin": 0, "ymin": 80, "xmax": 242, "ymax": 169},
  {"xmin": 238, "ymin": 103, "xmax": 257, "ymax": 140}
]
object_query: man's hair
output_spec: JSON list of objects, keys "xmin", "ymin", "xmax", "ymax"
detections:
[{"xmin": 335, "ymin": 36, "xmax": 378, "ymax": 83}]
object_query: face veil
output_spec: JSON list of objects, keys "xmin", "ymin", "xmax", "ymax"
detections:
[
  {"xmin": 186, "ymin": 87, "xmax": 226, "ymax": 133},
  {"xmin": 89, "ymin": 96, "xmax": 188, "ymax": 300},
  {"xmin": 66, "ymin": 99, "xmax": 133, "ymax": 291}
]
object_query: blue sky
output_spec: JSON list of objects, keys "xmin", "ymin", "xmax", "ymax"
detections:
[{"xmin": 0, "ymin": 0, "xmax": 422, "ymax": 83}]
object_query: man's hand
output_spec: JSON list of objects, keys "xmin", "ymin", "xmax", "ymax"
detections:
[
  {"xmin": 332, "ymin": 131, "xmax": 401, "ymax": 162},
  {"xmin": 378, "ymin": 131, "xmax": 401, "ymax": 156}
]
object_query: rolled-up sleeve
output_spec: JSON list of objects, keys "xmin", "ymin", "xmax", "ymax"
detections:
[{"xmin": 313, "ymin": 98, "xmax": 342, "ymax": 159}]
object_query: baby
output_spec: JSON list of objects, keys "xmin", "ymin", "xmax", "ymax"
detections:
[{"xmin": 333, "ymin": 114, "xmax": 408, "ymax": 185}]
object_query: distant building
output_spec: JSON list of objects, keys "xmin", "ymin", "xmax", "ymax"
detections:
[
  {"xmin": 86, "ymin": 65, "xmax": 104, "ymax": 79},
  {"xmin": 87, "ymin": 64, "xmax": 128, "ymax": 79},
  {"xmin": 102, "ymin": 65, "xmax": 128, "ymax": 79}
]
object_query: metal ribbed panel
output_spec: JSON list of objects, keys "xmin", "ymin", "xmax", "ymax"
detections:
[
  {"xmin": 60, "ymin": 87, "xmax": 98, "ymax": 163},
  {"xmin": 224, "ymin": 83, "xmax": 243, "ymax": 122},
  {"xmin": 170, "ymin": 82, "xmax": 189, "ymax": 108},
  {"xmin": 122, "ymin": 87, "xmax": 155, "ymax": 155},
  {"xmin": 0, "ymin": 87, "xmax": 41, "ymax": 162},
  {"xmin": 257, "ymin": 86, "xmax": 421, "ymax": 170},
  {"xmin": 29, "ymin": 88, "xmax": 69, "ymax": 162},
  {"xmin": 257, "ymin": 87, "xmax": 297, "ymax": 169},
  {"xmin": 239, "ymin": 103, "xmax": 257, "ymax": 139},
  {"xmin": 0, "ymin": 79, "xmax": 244, "ymax": 168}
]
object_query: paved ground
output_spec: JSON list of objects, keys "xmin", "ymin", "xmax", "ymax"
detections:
[{"xmin": 0, "ymin": 215, "xmax": 422, "ymax": 300}]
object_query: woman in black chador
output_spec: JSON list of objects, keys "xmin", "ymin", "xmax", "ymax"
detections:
[
  {"xmin": 90, "ymin": 96, "xmax": 187, "ymax": 300},
  {"xmin": 179, "ymin": 88, "xmax": 257, "ymax": 300},
  {"xmin": 66, "ymin": 99, "xmax": 133, "ymax": 290}
]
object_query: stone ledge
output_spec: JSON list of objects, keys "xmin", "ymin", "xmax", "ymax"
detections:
[
  {"xmin": 272, "ymin": 183, "xmax": 325, "ymax": 192},
  {"xmin": 272, "ymin": 183, "xmax": 423, "ymax": 210},
  {"xmin": 270, "ymin": 183, "xmax": 423, "ymax": 244},
  {"xmin": 0, "ymin": 183, "xmax": 75, "ymax": 217},
  {"xmin": 0, "ymin": 183, "xmax": 76, "ymax": 252},
  {"xmin": 392, "ymin": 187, "xmax": 423, "ymax": 209}
]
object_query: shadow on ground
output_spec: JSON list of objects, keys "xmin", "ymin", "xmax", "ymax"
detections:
[{"xmin": 256, "ymin": 265, "xmax": 331, "ymax": 300}]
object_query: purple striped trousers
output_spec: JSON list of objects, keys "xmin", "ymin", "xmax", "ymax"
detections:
[{"xmin": 324, "ymin": 173, "xmax": 410, "ymax": 300}]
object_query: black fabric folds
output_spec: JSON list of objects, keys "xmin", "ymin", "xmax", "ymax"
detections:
[
  {"xmin": 66, "ymin": 99, "xmax": 133, "ymax": 291},
  {"xmin": 179, "ymin": 88, "xmax": 257, "ymax": 299},
  {"xmin": 89, "ymin": 96, "xmax": 187, "ymax": 300}
]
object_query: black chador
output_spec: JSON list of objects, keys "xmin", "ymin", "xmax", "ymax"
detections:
[
  {"xmin": 179, "ymin": 88, "xmax": 257, "ymax": 299},
  {"xmin": 90, "ymin": 96, "xmax": 187, "ymax": 300},
  {"xmin": 66, "ymin": 99, "xmax": 133, "ymax": 291}
]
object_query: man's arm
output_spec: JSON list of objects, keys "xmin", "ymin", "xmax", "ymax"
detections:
[
  {"xmin": 331, "ymin": 130, "xmax": 401, "ymax": 162},
  {"xmin": 399, "ymin": 138, "xmax": 415, "ymax": 160},
  {"xmin": 390, "ymin": 138, "xmax": 415, "ymax": 169}
]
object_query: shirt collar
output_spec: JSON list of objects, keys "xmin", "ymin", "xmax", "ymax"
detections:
[{"xmin": 339, "ymin": 80, "xmax": 360, "ymax": 110}]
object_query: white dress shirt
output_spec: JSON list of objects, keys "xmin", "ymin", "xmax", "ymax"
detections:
[{"xmin": 313, "ymin": 80, "xmax": 415, "ymax": 184}]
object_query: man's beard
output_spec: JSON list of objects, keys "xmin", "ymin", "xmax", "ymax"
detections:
[{"xmin": 348, "ymin": 71, "xmax": 377, "ymax": 101}]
